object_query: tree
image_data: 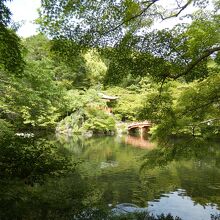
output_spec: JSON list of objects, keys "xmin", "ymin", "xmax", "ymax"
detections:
[
  {"xmin": 38, "ymin": 0, "xmax": 220, "ymax": 137},
  {"xmin": 39, "ymin": 0, "xmax": 213, "ymax": 46},
  {"xmin": 0, "ymin": 0, "xmax": 25, "ymax": 131},
  {"xmin": 1, "ymin": 34, "xmax": 66, "ymax": 128},
  {"xmin": 0, "ymin": 0, "xmax": 24, "ymax": 74},
  {"xmin": 38, "ymin": 0, "xmax": 220, "ymax": 84}
]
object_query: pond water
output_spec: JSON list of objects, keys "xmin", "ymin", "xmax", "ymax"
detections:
[
  {"xmin": 56, "ymin": 135, "xmax": 220, "ymax": 219},
  {"xmin": 1, "ymin": 134, "xmax": 220, "ymax": 219}
]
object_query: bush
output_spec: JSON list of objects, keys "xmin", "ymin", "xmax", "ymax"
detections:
[{"xmin": 0, "ymin": 119, "xmax": 14, "ymax": 140}]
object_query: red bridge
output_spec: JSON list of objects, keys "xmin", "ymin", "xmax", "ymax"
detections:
[
  {"xmin": 128, "ymin": 121, "xmax": 152, "ymax": 130},
  {"xmin": 128, "ymin": 121, "xmax": 152, "ymax": 137}
]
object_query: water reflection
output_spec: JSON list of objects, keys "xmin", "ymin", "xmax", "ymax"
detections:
[
  {"xmin": 1, "ymin": 134, "xmax": 220, "ymax": 219},
  {"xmin": 111, "ymin": 190, "xmax": 220, "ymax": 220},
  {"xmin": 140, "ymin": 138, "xmax": 220, "ymax": 219},
  {"xmin": 0, "ymin": 136, "xmax": 102, "ymax": 220},
  {"xmin": 124, "ymin": 134, "xmax": 155, "ymax": 149},
  {"xmin": 148, "ymin": 189, "xmax": 220, "ymax": 220},
  {"xmin": 59, "ymin": 135, "xmax": 220, "ymax": 219}
]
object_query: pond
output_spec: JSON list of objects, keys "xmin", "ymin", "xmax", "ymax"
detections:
[{"xmin": 1, "ymin": 134, "xmax": 220, "ymax": 219}]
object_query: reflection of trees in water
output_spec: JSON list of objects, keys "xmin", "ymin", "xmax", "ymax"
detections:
[
  {"xmin": 142, "ymin": 138, "xmax": 220, "ymax": 169},
  {"xmin": 140, "ymin": 138, "xmax": 220, "ymax": 209},
  {"xmin": 0, "ymin": 174, "xmax": 101, "ymax": 220},
  {"xmin": 57, "ymin": 135, "xmax": 220, "ymax": 214},
  {"xmin": 73, "ymin": 136, "xmax": 143, "ymax": 163},
  {"xmin": 2, "ymin": 135, "xmax": 220, "ymax": 219},
  {"xmin": 0, "ymin": 136, "xmax": 106, "ymax": 220},
  {"xmin": 63, "ymin": 136, "xmax": 149, "ymax": 207},
  {"xmin": 124, "ymin": 135, "xmax": 155, "ymax": 149},
  {"xmin": 0, "ymin": 136, "xmax": 75, "ymax": 184},
  {"xmin": 56, "ymin": 134, "xmax": 86, "ymax": 155}
]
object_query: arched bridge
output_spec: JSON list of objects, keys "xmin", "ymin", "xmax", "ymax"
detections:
[
  {"xmin": 128, "ymin": 121, "xmax": 152, "ymax": 130},
  {"xmin": 128, "ymin": 121, "xmax": 152, "ymax": 137}
]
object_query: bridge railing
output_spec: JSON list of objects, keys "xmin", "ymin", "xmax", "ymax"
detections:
[{"xmin": 127, "ymin": 121, "xmax": 152, "ymax": 129}]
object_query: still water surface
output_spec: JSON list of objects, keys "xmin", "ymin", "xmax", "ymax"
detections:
[
  {"xmin": 58, "ymin": 135, "xmax": 220, "ymax": 219},
  {"xmin": 1, "ymin": 134, "xmax": 220, "ymax": 219}
]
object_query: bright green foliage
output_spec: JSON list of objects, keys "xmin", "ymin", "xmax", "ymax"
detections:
[
  {"xmin": 34, "ymin": 0, "xmax": 220, "ymax": 139},
  {"xmin": 139, "ymin": 71, "xmax": 220, "ymax": 139},
  {"xmin": 186, "ymin": 17, "xmax": 220, "ymax": 56},
  {"xmin": 23, "ymin": 34, "xmax": 51, "ymax": 61},
  {"xmin": 0, "ymin": 15, "xmax": 25, "ymax": 128},
  {"xmin": 5, "ymin": 63, "xmax": 62, "ymax": 127},
  {"xmin": 123, "ymin": 0, "xmax": 141, "ymax": 22},
  {"xmin": 83, "ymin": 108, "xmax": 116, "ymax": 134},
  {"xmin": 1, "ymin": 33, "xmax": 112, "ymax": 132},
  {"xmin": 57, "ymin": 110, "xmax": 85, "ymax": 134},
  {"xmin": 0, "ymin": 136, "xmax": 75, "ymax": 183},
  {"xmin": 105, "ymin": 87, "xmax": 146, "ymax": 121},
  {"xmin": 174, "ymin": 73, "xmax": 220, "ymax": 136},
  {"xmin": 49, "ymin": 39, "xmax": 108, "ymax": 88},
  {"xmin": 84, "ymin": 49, "xmax": 107, "ymax": 85},
  {"xmin": 57, "ymin": 107, "xmax": 116, "ymax": 135},
  {"xmin": 1, "ymin": 0, "xmax": 220, "ymax": 138},
  {"xmin": 57, "ymin": 88, "xmax": 116, "ymax": 134},
  {"xmin": 63, "ymin": 88, "xmax": 106, "ymax": 113},
  {"xmin": 176, "ymin": 74, "xmax": 220, "ymax": 119},
  {"xmin": 0, "ymin": 119, "xmax": 14, "ymax": 141},
  {"xmin": 1, "ymin": 35, "xmax": 64, "ymax": 128},
  {"xmin": 38, "ymin": 0, "xmax": 220, "ymax": 88}
]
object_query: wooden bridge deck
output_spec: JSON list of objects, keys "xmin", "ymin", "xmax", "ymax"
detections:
[{"xmin": 128, "ymin": 121, "xmax": 152, "ymax": 130}]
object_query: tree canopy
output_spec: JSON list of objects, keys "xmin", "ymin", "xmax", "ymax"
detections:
[
  {"xmin": 1, "ymin": 2, "xmax": 220, "ymax": 218},
  {"xmin": 38, "ymin": 0, "xmax": 220, "ymax": 84},
  {"xmin": 0, "ymin": 0, "xmax": 24, "ymax": 74},
  {"xmin": 1, "ymin": 0, "xmax": 220, "ymax": 137}
]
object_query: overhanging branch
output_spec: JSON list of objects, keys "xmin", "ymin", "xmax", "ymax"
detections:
[
  {"xmin": 103, "ymin": 0, "xmax": 194, "ymax": 36},
  {"xmin": 180, "ymin": 96, "xmax": 220, "ymax": 117},
  {"xmin": 159, "ymin": 0, "xmax": 193, "ymax": 21},
  {"xmin": 172, "ymin": 46, "xmax": 220, "ymax": 80},
  {"xmin": 103, "ymin": 0, "xmax": 159, "ymax": 35}
]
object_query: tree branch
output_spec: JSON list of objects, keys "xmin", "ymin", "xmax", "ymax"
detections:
[
  {"xmin": 102, "ymin": 0, "xmax": 159, "ymax": 35},
  {"xmin": 173, "ymin": 46, "xmax": 220, "ymax": 80},
  {"xmin": 159, "ymin": 76, "xmax": 167, "ymax": 95},
  {"xmin": 190, "ymin": 118, "xmax": 220, "ymax": 135},
  {"xmin": 160, "ymin": 0, "xmax": 193, "ymax": 21},
  {"xmin": 97, "ymin": 0, "xmax": 194, "ymax": 38},
  {"xmin": 196, "ymin": 118, "xmax": 220, "ymax": 125},
  {"xmin": 180, "ymin": 96, "xmax": 220, "ymax": 117},
  {"xmin": 175, "ymin": 0, "xmax": 182, "ymax": 8}
]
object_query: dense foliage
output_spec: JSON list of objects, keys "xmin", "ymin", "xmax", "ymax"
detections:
[
  {"xmin": 1, "ymin": 0, "xmax": 220, "ymax": 218},
  {"xmin": 1, "ymin": 0, "xmax": 220, "ymax": 138}
]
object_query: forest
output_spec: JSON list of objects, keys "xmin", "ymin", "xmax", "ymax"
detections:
[
  {"xmin": 0, "ymin": 0, "xmax": 220, "ymax": 219},
  {"xmin": 1, "ymin": 0, "xmax": 220, "ymax": 139}
]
